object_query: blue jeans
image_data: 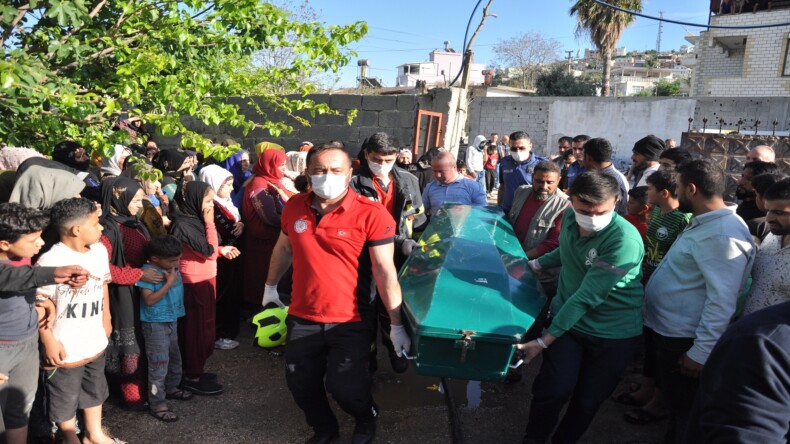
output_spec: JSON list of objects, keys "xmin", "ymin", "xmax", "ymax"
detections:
[
  {"xmin": 142, "ymin": 321, "xmax": 182, "ymax": 409},
  {"xmin": 475, "ymin": 170, "xmax": 485, "ymax": 189},
  {"xmin": 524, "ymin": 329, "xmax": 639, "ymax": 443},
  {"xmin": 495, "ymin": 163, "xmax": 501, "ymax": 188}
]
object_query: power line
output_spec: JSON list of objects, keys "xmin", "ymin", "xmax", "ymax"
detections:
[{"xmin": 590, "ymin": 0, "xmax": 790, "ymax": 29}]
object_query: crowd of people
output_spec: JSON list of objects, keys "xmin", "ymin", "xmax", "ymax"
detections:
[{"xmin": 0, "ymin": 124, "xmax": 788, "ymax": 444}]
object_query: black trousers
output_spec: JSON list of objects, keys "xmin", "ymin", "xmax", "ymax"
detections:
[
  {"xmin": 285, "ymin": 315, "xmax": 377, "ymax": 434},
  {"xmin": 651, "ymin": 331, "xmax": 698, "ymax": 444},
  {"xmin": 215, "ymin": 256, "xmax": 242, "ymax": 340},
  {"xmin": 524, "ymin": 329, "xmax": 639, "ymax": 444}
]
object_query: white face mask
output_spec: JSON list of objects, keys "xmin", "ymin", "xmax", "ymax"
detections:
[
  {"xmin": 310, "ymin": 173, "xmax": 348, "ymax": 200},
  {"xmin": 512, "ymin": 150, "xmax": 530, "ymax": 162},
  {"xmin": 574, "ymin": 209, "xmax": 614, "ymax": 232},
  {"xmin": 368, "ymin": 161, "xmax": 394, "ymax": 178}
]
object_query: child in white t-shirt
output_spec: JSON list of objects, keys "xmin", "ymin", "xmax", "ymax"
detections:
[{"xmin": 36, "ymin": 198, "xmax": 123, "ymax": 444}]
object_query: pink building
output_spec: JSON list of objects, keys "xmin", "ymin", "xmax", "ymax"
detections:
[{"xmin": 396, "ymin": 48, "xmax": 486, "ymax": 87}]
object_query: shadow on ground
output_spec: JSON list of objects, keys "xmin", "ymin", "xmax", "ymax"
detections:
[{"xmin": 104, "ymin": 325, "xmax": 665, "ymax": 443}]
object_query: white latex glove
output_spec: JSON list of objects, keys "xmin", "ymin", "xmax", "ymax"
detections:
[
  {"xmin": 401, "ymin": 239, "xmax": 420, "ymax": 256},
  {"xmin": 262, "ymin": 284, "xmax": 285, "ymax": 308},
  {"xmin": 390, "ymin": 324, "xmax": 411, "ymax": 357},
  {"xmin": 528, "ymin": 259, "xmax": 542, "ymax": 273}
]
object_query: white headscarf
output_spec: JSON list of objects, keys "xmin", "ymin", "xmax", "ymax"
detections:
[
  {"xmin": 198, "ymin": 164, "xmax": 240, "ymax": 221},
  {"xmin": 100, "ymin": 144, "xmax": 131, "ymax": 177}
]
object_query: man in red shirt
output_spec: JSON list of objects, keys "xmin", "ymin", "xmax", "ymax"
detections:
[
  {"xmin": 506, "ymin": 161, "xmax": 569, "ymax": 297},
  {"xmin": 263, "ymin": 143, "xmax": 411, "ymax": 444}
]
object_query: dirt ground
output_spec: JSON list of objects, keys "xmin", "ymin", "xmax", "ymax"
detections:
[{"xmin": 102, "ymin": 324, "xmax": 666, "ymax": 444}]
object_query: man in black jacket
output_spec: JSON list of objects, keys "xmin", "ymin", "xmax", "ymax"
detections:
[
  {"xmin": 683, "ymin": 300, "xmax": 790, "ymax": 443},
  {"xmin": 350, "ymin": 132, "xmax": 426, "ymax": 373}
]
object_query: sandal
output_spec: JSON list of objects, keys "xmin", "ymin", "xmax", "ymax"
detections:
[
  {"xmin": 150, "ymin": 409, "xmax": 179, "ymax": 423},
  {"xmin": 623, "ymin": 408, "xmax": 668, "ymax": 425},
  {"xmin": 166, "ymin": 389, "xmax": 194, "ymax": 401}
]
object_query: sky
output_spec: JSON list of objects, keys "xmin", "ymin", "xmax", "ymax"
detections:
[{"xmin": 315, "ymin": 0, "xmax": 711, "ymax": 88}]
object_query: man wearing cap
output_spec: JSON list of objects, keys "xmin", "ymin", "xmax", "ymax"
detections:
[{"xmin": 629, "ymin": 135, "xmax": 664, "ymax": 188}]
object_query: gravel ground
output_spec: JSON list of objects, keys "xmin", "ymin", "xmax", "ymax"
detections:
[{"xmin": 102, "ymin": 324, "xmax": 665, "ymax": 444}]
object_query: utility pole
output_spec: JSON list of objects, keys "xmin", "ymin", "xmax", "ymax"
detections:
[
  {"xmin": 656, "ymin": 11, "xmax": 664, "ymax": 53},
  {"xmin": 565, "ymin": 50, "xmax": 574, "ymax": 74}
]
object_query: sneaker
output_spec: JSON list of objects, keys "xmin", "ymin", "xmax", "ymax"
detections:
[
  {"xmin": 351, "ymin": 420, "xmax": 376, "ymax": 444},
  {"xmin": 181, "ymin": 378, "xmax": 224, "ymax": 396},
  {"xmin": 214, "ymin": 338, "xmax": 239, "ymax": 350}
]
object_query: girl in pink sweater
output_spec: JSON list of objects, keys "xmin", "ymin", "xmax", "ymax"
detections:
[{"xmin": 168, "ymin": 181, "xmax": 239, "ymax": 395}]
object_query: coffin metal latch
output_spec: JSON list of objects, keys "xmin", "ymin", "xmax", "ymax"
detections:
[{"xmin": 454, "ymin": 330, "xmax": 477, "ymax": 363}]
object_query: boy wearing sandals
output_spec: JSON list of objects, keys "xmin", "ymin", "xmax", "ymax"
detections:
[
  {"xmin": 37, "ymin": 198, "xmax": 122, "ymax": 444},
  {"xmin": 135, "ymin": 235, "xmax": 192, "ymax": 421}
]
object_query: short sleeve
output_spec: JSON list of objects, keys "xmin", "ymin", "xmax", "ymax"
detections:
[
  {"xmin": 92, "ymin": 243, "xmax": 112, "ymax": 284},
  {"xmin": 365, "ymin": 205, "xmax": 396, "ymax": 247},
  {"xmin": 280, "ymin": 197, "xmax": 297, "ymax": 236}
]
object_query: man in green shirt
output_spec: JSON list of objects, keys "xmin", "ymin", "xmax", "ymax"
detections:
[{"xmin": 518, "ymin": 171, "xmax": 645, "ymax": 444}]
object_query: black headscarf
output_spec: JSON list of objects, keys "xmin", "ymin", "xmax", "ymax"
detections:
[
  {"xmin": 169, "ymin": 180, "xmax": 214, "ymax": 257},
  {"xmin": 53, "ymin": 140, "xmax": 90, "ymax": 172},
  {"xmin": 100, "ymin": 178, "xmax": 150, "ymax": 266},
  {"xmin": 153, "ymin": 149, "xmax": 189, "ymax": 174}
]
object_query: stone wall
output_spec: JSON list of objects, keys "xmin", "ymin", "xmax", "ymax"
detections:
[
  {"xmin": 468, "ymin": 96, "xmax": 790, "ymax": 164},
  {"xmin": 694, "ymin": 9, "xmax": 790, "ymax": 97}
]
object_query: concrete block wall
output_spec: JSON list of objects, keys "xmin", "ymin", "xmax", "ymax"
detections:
[
  {"xmin": 695, "ymin": 9, "xmax": 790, "ymax": 96},
  {"xmin": 165, "ymin": 89, "xmax": 454, "ymax": 158},
  {"xmin": 468, "ymin": 96, "xmax": 790, "ymax": 163}
]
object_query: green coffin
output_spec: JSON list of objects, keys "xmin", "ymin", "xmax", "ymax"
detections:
[{"xmin": 399, "ymin": 204, "xmax": 546, "ymax": 381}]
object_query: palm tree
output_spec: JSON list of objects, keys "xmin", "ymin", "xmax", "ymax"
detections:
[{"xmin": 570, "ymin": 0, "xmax": 642, "ymax": 97}]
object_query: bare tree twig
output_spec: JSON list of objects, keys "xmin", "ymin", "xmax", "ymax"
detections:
[
  {"xmin": 0, "ymin": 4, "xmax": 31, "ymax": 47},
  {"xmin": 465, "ymin": 0, "xmax": 495, "ymax": 54}
]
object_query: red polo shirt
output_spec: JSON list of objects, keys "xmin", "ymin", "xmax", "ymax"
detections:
[{"xmin": 281, "ymin": 189, "xmax": 396, "ymax": 323}]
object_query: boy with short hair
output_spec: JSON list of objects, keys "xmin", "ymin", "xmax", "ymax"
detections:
[
  {"xmin": 135, "ymin": 235, "xmax": 192, "ymax": 422},
  {"xmin": 36, "ymin": 198, "xmax": 122, "ymax": 444},
  {"xmin": 624, "ymin": 186, "xmax": 651, "ymax": 245},
  {"xmin": 0, "ymin": 203, "xmax": 89, "ymax": 444}
]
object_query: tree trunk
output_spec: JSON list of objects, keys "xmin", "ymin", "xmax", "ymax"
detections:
[{"xmin": 601, "ymin": 50, "xmax": 611, "ymax": 97}]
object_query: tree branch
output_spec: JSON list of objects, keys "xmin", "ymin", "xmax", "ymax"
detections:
[
  {"xmin": 465, "ymin": 0, "xmax": 495, "ymax": 53},
  {"xmin": 53, "ymin": 35, "xmax": 140, "ymax": 74},
  {"xmin": 45, "ymin": 0, "xmax": 109, "ymax": 59},
  {"xmin": 0, "ymin": 4, "xmax": 30, "ymax": 48}
]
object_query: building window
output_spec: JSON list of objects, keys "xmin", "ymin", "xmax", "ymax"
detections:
[
  {"xmin": 633, "ymin": 86, "xmax": 644, "ymax": 93},
  {"xmin": 784, "ymin": 37, "xmax": 790, "ymax": 76}
]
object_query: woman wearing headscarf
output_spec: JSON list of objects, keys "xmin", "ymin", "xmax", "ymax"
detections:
[
  {"xmin": 169, "ymin": 181, "xmax": 239, "ymax": 395},
  {"xmin": 9, "ymin": 165, "xmax": 87, "ymax": 261},
  {"xmin": 153, "ymin": 149, "xmax": 191, "ymax": 201},
  {"xmin": 199, "ymin": 165, "xmax": 244, "ymax": 350},
  {"xmin": 100, "ymin": 144, "xmax": 133, "ymax": 180},
  {"xmin": 16, "ymin": 157, "xmax": 101, "ymax": 202},
  {"xmin": 100, "ymin": 177, "xmax": 165, "ymax": 408},
  {"xmin": 222, "ymin": 150, "xmax": 251, "ymax": 208},
  {"xmin": 121, "ymin": 162, "xmax": 169, "ymax": 235},
  {"xmin": 10, "ymin": 165, "xmax": 85, "ymax": 209},
  {"xmin": 241, "ymin": 149, "xmax": 292, "ymax": 309},
  {"xmin": 0, "ymin": 146, "xmax": 45, "ymax": 171},
  {"xmin": 53, "ymin": 140, "xmax": 91, "ymax": 172}
]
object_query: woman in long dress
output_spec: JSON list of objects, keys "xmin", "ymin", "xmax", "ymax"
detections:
[{"xmin": 241, "ymin": 150, "xmax": 292, "ymax": 309}]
